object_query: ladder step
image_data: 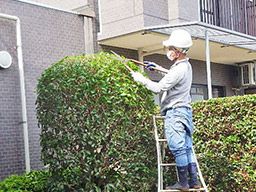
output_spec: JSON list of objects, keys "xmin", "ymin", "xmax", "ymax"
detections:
[
  {"xmin": 160, "ymin": 163, "xmax": 176, "ymax": 166},
  {"xmin": 158, "ymin": 139, "xmax": 167, "ymax": 142},
  {"xmin": 160, "ymin": 188, "xmax": 206, "ymax": 191}
]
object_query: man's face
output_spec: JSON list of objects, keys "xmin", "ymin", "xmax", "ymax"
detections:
[{"xmin": 166, "ymin": 47, "xmax": 178, "ymax": 61}]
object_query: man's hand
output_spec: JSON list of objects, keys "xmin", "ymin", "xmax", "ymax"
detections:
[
  {"xmin": 144, "ymin": 61, "xmax": 158, "ymax": 71},
  {"xmin": 131, "ymin": 71, "xmax": 147, "ymax": 85},
  {"xmin": 144, "ymin": 61, "xmax": 169, "ymax": 74}
]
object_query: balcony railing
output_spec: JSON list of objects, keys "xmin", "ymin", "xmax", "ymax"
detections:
[{"xmin": 200, "ymin": 0, "xmax": 256, "ymax": 36}]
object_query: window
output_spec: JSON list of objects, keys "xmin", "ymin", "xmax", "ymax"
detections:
[
  {"xmin": 200, "ymin": 0, "xmax": 256, "ymax": 36},
  {"xmin": 200, "ymin": 0, "xmax": 220, "ymax": 26},
  {"xmin": 241, "ymin": 63, "xmax": 256, "ymax": 85},
  {"xmin": 242, "ymin": 65, "xmax": 250, "ymax": 85},
  {"xmin": 191, "ymin": 84, "xmax": 225, "ymax": 102},
  {"xmin": 191, "ymin": 85, "xmax": 207, "ymax": 102},
  {"xmin": 212, "ymin": 86, "xmax": 225, "ymax": 98},
  {"xmin": 153, "ymin": 84, "xmax": 225, "ymax": 105}
]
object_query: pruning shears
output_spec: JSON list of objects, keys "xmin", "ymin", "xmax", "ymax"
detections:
[
  {"xmin": 111, "ymin": 51, "xmax": 134, "ymax": 72},
  {"xmin": 111, "ymin": 50, "xmax": 168, "ymax": 74}
]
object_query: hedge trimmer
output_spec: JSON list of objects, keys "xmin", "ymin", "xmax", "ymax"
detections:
[
  {"xmin": 111, "ymin": 51, "xmax": 133, "ymax": 72},
  {"xmin": 111, "ymin": 51, "xmax": 167, "ymax": 73}
]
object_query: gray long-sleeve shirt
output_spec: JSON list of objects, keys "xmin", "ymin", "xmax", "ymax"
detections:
[{"xmin": 141, "ymin": 58, "xmax": 192, "ymax": 115}]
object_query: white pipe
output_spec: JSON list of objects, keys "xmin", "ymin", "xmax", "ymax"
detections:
[
  {"xmin": 230, "ymin": 0, "xmax": 234, "ymax": 31},
  {"xmin": 138, "ymin": 48, "xmax": 144, "ymax": 71},
  {"xmin": 205, "ymin": 30, "xmax": 213, "ymax": 99},
  {"xmin": 0, "ymin": 13, "xmax": 31, "ymax": 172},
  {"xmin": 197, "ymin": 0, "xmax": 201, "ymax": 22},
  {"xmin": 97, "ymin": 0, "xmax": 102, "ymax": 35}
]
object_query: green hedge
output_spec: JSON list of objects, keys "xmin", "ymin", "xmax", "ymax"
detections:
[
  {"xmin": 192, "ymin": 95, "xmax": 256, "ymax": 192},
  {"xmin": 2, "ymin": 54, "xmax": 256, "ymax": 192},
  {"xmin": 36, "ymin": 52, "xmax": 158, "ymax": 191},
  {"xmin": 0, "ymin": 170, "xmax": 49, "ymax": 192}
]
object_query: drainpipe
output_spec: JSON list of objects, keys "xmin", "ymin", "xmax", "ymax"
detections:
[
  {"xmin": 205, "ymin": 29, "xmax": 212, "ymax": 99},
  {"xmin": 138, "ymin": 48, "xmax": 144, "ymax": 71},
  {"xmin": 0, "ymin": 13, "xmax": 30, "ymax": 172}
]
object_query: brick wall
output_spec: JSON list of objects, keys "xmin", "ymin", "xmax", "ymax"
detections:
[
  {"xmin": 0, "ymin": 0, "xmax": 87, "ymax": 180},
  {"xmin": 0, "ymin": 17, "xmax": 24, "ymax": 180},
  {"xmin": 30, "ymin": 0, "xmax": 87, "ymax": 11}
]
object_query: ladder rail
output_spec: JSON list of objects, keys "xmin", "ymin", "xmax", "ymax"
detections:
[
  {"xmin": 160, "ymin": 188, "xmax": 206, "ymax": 192},
  {"xmin": 153, "ymin": 115, "xmax": 208, "ymax": 192},
  {"xmin": 153, "ymin": 115, "xmax": 163, "ymax": 191},
  {"xmin": 192, "ymin": 147, "xmax": 209, "ymax": 192}
]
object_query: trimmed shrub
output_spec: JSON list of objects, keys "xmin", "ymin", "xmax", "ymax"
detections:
[
  {"xmin": 0, "ymin": 170, "xmax": 49, "ymax": 192},
  {"xmin": 192, "ymin": 95, "xmax": 256, "ymax": 192},
  {"xmin": 36, "ymin": 52, "xmax": 157, "ymax": 191},
  {"xmin": 36, "ymin": 50, "xmax": 255, "ymax": 191}
]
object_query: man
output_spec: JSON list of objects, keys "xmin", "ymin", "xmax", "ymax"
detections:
[{"xmin": 130, "ymin": 29, "xmax": 200, "ymax": 191}]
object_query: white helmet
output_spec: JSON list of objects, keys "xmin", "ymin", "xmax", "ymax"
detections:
[{"xmin": 163, "ymin": 29, "xmax": 193, "ymax": 49}]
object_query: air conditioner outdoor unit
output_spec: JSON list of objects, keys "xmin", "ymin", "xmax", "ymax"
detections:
[{"xmin": 241, "ymin": 62, "xmax": 256, "ymax": 86}]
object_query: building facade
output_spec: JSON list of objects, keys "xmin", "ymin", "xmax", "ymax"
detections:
[
  {"xmin": 0, "ymin": 0, "xmax": 255, "ymax": 180},
  {"xmin": 98, "ymin": 0, "xmax": 256, "ymax": 100},
  {"xmin": 0, "ymin": 0, "xmax": 96, "ymax": 180}
]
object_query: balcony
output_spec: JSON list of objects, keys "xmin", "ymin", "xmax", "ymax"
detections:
[{"xmin": 200, "ymin": 0, "xmax": 256, "ymax": 36}]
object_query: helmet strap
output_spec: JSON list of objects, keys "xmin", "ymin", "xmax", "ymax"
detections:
[{"xmin": 176, "ymin": 47, "xmax": 189, "ymax": 54}]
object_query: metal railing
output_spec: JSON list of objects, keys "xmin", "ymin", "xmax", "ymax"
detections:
[{"xmin": 200, "ymin": 0, "xmax": 256, "ymax": 36}]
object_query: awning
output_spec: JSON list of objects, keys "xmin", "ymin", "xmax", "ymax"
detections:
[{"xmin": 98, "ymin": 21, "xmax": 256, "ymax": 65}]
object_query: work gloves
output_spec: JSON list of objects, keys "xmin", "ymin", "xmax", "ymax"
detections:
[
  {"xmin": 144, "ymin": 61, "xmax": 169, "ymax": 74},
  {"xmin": 130, "ymin": 60, "xmax": 168, "ymax": 85},
  {"xmin": 131, "ymin": 71, "xmax": 147, "ymax": 85},
  {"xmin": 144, "ymin": 61, "xmax": 157, "ymax": 71}
]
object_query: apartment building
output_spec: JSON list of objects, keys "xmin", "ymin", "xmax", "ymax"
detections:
[
  {"xmin": 0, "ymin": 0, "xmax": 96, "ymax": 179},
  {"xmin": 31, "ymin": 1, "xmax": 256, "ymax": 98},
  {"xmin": 0, "ymin": 0, "xmax": 255, "ymax": 180},
  {"xmin": 98, "ymin": 0, "xmax": 256, "ymax": 100}
]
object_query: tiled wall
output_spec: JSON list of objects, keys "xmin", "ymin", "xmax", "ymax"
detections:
[
  {"xmin": 0, "ymin": 17, "xmax": 24, "ymax": 180},
  {"xmin": 0, "ymin": 0, "xmax": 86, "ymax": 180},
  {"xmin": 99, "ymin": 0, "xmax": 200, "ymax": 39},
  {"xmin": 98, "ymin": 0, "xmax": 145, "ymax": 39},
  {"xmin": 168, "ymin": 0, "xmax": 199, "ymax": 24},
  {"xmin": 30, "ymin": 0, "xmax": 87, "ymax": 11},
  {"xmin": 143, "ymin": 0, "xmax": 169, "ymax": 26}
]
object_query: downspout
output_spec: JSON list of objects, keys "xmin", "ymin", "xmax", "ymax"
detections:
[
  {"xmin": 0, "ymin": 13, "xmax": 30, "ymax": 172},
  {"xmin": 205, "ymin": 29, "xmax": 213, "ymax": 99},
  {"xmin": 138, "ymin": 48, "xmax": 144, "ymax": 71}
]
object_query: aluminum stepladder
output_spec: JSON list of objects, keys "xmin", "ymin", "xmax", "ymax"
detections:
[{"xmin": 153, "ymin": 115, "xmax": 208, "ymax": 192}]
